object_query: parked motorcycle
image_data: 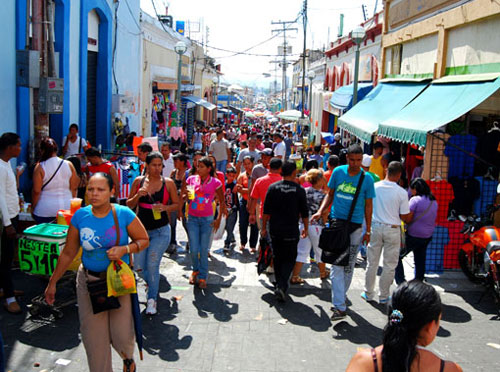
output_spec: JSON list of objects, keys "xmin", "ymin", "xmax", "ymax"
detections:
[{"xmin": 458, "ymin": 204, "xmax": 500, "ymax": 311}]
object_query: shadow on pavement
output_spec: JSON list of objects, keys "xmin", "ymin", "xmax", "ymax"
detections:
[
  {"xmin": 192, "ymin": 281, "xmax": 239, "ymax": 322},
  {"xmin": 261, "ymin": 292, "xmax": 332, "ymax": 332},
  {"xmin": 141, "ymin": 296, "xmax": 192, "ymax": 362},
  {"xmin": 1, "ymin": 272, "xmax": 81, "ymax": 367},
  {"xmin": 444, "ymin": 288, "xmax": 499, "ymax": 318},
  {"xmin": 332, "ymin": 310, "xmax": 383, "ymax": 347}
]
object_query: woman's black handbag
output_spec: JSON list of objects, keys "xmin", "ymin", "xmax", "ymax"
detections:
[
  {"xmin": 86, "ymin": 204, "xmax": 121, "ymax": 314},
  {"xmin": 87, "ymin": 278, "xmax": 121, "ymax": 314},
  {"xmin": 319, "ymin": 171, "xmax": 365, "ymax": 266}
]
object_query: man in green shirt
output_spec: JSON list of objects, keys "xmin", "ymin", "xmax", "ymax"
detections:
[{"xmin": 362, "ymin": 154, "xmax": 381, "ymax": 183}]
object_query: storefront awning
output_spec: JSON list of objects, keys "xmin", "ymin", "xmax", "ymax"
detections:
[
  {"xmin": 329, "ymin": 83, "xmax": 373, "ymax": 112},
  {"xmin": 229, "ymin": 105, "xmax": 243, "ymax": 114},
  {"xmin": 378, "ymin": 76, "xmax": 500, "ymax": 146},
  {"xmin": 182, "ymin": 95, "xmax": 216, "ymax": 110},
  {"xmin": 337, "ymin": 81, "xmax": 429, "ymax": 143}
]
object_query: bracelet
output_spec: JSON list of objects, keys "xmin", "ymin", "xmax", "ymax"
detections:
[{"xmin": 126, "ymin": 245, "xmax": 130, "ymax": 254}]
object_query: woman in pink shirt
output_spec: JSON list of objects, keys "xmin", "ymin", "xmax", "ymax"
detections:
[{"xmin": 185, "ymin": 157, "xmax": 226, "ymax": 288}]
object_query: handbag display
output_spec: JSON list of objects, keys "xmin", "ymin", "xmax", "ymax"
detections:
[
  {"xmin": 320, "ymin": 171, "xmax": 365, "ymax": 266},
  {"xmin": 87, "ymin": 204, "xmax": 122, "ymax": 314}
]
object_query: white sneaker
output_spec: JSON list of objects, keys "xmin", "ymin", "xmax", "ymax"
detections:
[{"xmin": 145, "ymin": 299, "xmax": 157, "ymax": 315}]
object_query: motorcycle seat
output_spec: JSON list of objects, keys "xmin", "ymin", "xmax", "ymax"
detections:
[{"xmin": 486, "ymin": 241, "xmax": 500, "ymax": 254}]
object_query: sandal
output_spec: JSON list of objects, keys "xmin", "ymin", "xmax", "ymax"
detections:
[
  {"xmin": 240, "ymin": 244, "xmax": 246, "ymax": 251},
  {"xmin": 290, "ymin": 276, "xmax": 305, "ymax": 284},
  {"xmin": 320, "ymin": 270, "xmax": 330, "ymax": 280},
  {"xmin": 250, "ymin": 247, "xmax": 257, "ymax": 253},
  {"xmin": 198, "ymin": 279, "xmax": 207, "ymax": 289},
  {"xmin": 123, "ymin": 358, "xmax": 136, "ymax": 372},
  {"xmin": 189, "ymin": 271, "xmax": 199, "ymax": 285}
]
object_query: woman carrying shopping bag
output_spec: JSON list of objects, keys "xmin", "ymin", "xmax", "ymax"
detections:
[{"xmin": 45, "ymin": 173, "xmax": 149, "ymax": 372}]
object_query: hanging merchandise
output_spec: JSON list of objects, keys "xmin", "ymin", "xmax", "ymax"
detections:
[
  {"xmin": 427, "ymin": 179, "xmax": 454, "ymax": 223},
  {"xmin": 448, "ymin": 177, "xmax": 480, "ymax": 216},
  {"xmin": 151, "ymin": 91, "xmax": 172, "ymax": 138},
  {"xmin": 444, "ymin": 134, "xmax": 477, "ymax": 179}
]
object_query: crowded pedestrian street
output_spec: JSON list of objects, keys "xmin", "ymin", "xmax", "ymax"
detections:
[
  {"xmin": 3, "ymin": 1, "xmax": 500, "ymax": 372},
  {"xmin": 2, "ymin": 226, "xmax": 499, "ymax": 372}
]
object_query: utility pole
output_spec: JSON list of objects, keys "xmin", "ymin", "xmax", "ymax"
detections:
[
  {"xmin": 33, "ymin": 0, "xmax": 49, "ymax": 144},
  {"xmin": 300, "ymin": 0, "xmax": 307, "ymax": 118},
  {"xmin": 272, "ymin": 20, "xmax": 297, "ymax": 111}
]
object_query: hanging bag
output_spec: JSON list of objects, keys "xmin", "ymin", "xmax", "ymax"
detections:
[
  {"xmin": 87, "ymin": 204, "xmax": 122, "ymax": 314},
  {"xmin": 319, "ymin": 171, "xmax": 365, "ymax": 266}
]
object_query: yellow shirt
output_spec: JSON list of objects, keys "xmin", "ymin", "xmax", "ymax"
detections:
[{"xmin": 369, "ymin": 155, "xmax": 384, "ymax": 180}]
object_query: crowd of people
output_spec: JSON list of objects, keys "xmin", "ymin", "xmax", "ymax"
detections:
[{"xmin": 0, "ymin": 119, "xmax": 463, "ymax": 372}]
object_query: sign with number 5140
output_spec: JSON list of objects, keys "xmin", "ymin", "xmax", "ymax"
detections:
[{"xmin": 18, "ymin": 238, "xmax": 60, "ymax": 276}]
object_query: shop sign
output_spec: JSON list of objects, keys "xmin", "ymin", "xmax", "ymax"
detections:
[{"xmin": 18, "ymin": 238, "xmax": 60, "ymax": 276}]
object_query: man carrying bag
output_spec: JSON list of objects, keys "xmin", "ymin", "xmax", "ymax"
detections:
[{"xmin": 312, "ymin": 144, "xmax": 375, "ymax": 321}]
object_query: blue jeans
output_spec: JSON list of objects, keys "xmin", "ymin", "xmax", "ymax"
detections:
[
  {"xmin": 239, "ymin": 199, "xmax": 259, "ymax": 248},
  {"xmin": 134, "ymin": 224, "xmax": 171, "ymax": 300},
  {"xmin": 395, "ymin": 234, "xmax": 432, "ymax": 284},
  {"xmin": 216, "ymin": 160, "xmax": 228, "ymax": 174},
  {"xmin": 187, "ymin": 215, "xmax": 214, "ymax": 280},
  {"xmin": 331, "ymin": 227, "xmax": 363, "ymax": 311},
  {"xmin": 224, "ymin": 209, "xmax": 238, "ymax": 246}
]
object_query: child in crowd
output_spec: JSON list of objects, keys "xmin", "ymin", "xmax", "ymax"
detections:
[{"xmin": 224, "ymin": 167, "xmax": 239, "ymax": 251}]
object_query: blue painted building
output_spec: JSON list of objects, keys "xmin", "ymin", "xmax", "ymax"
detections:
[{"xmin": 1, "ymin": 0, "xmax": 141, "ymax": 192}]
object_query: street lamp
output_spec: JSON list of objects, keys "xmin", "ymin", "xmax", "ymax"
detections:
[
  {"xmin": 174, "ymin": 41, "xmax": 187, "ymax": 127},
  {"xmin": 307, "ymin": 70, "xmax": 316, "ymax": 120},
  {"xmin": 351, "ymin": 26, "xmax": 366, "ymax": 106},
  {"xmin": 212, "ymin": 76, "xmax": 218, "ymax": 125}
]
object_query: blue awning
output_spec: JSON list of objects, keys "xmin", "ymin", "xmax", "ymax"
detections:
[
  {"xmin": 182, "ymin": 95, "xmax": 216, "ymax": 111},
  {"xmin": 329, "ymin": 83, "xmax": 373, "ymax": 112},
  {"xmin": 379, "ymin": 75, "xmax": 500, "ymax": 146},
  {"xmin": 337, "ymin": 81, "xmax": 429, "ymax": 143},
  {"xmin": 217, "ymin": 95, "xmax": 243, "ymax": 102}
]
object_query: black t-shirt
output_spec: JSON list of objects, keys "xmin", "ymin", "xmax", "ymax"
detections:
[
  {"xmin": 263, "ymin": 180, "xmax": 308, "ymax": 239},
  {"xmin": 224, "ymin": 181, "xmax": 239, "ymax": 211},
  {"xmin": 449, "ymin": 177, "xmax": 480, "ymax": 216}
]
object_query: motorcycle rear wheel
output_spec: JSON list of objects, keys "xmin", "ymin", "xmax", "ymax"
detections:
[{"xmin": 458, "ymin": 249, "xmax": 482, "ymax": 283}]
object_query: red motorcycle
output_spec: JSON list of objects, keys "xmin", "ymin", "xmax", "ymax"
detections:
[{"xmin": 458, "ymin": 204, "xmax": 500, "ymax": 311}]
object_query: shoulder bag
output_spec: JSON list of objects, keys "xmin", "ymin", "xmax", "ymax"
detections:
[
  {"xmin": 320, "ymin": 171, "xmax": 365, "ymax": 266},
  {"xmin": 87, "ymin": 204, "xmax": 122, "ymax": 314},
  {"xmin": 41, "ymin": 159, "xmax": 65, "ymax": 190},
  {"xmin": 400, "ymin": 198, "xmax": 433, "ymax": 258}
]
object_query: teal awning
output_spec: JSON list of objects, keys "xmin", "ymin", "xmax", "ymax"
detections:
[
  {"xmin": 337, "ymin": 81, "xmax": 429, "ymax": 143},
  {"xmin": 378, "ymin": 77, "xmax": 500, "ymax": 146},
  {"xmin": 330, "ymin": 83, "xmax": 373, "ymax": 111}
]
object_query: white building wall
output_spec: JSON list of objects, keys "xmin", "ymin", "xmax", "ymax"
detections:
[
  {"xmin": 400, "ymin": 33, "xmax": 437, "ymax": 75},
  {"xmin": 447, "ymin": 16, "xmax": 500, "ymax": 70}
]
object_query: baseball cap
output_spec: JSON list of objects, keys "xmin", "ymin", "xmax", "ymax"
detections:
[
  {"xmin": 361, "ymin": 154, "xmax": 372, "ymax": 168},
  {"xmin": 261, "ymin": 148, "xmax": 274, "ymax": 157}
]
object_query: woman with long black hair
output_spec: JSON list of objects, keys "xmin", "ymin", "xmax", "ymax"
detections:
[
  {"xmin": 346, "ymin": 280, "xmax": 462, "ymax": 372},
  {"xmin": 395, "ymin": 177, "xmax": 438, "ymax": 284}
]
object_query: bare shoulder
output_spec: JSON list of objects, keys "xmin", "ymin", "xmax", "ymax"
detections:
[
  {"xmin": 444, "ymin": 360, "xmax": 463, "ymax": 372},
  {"xmin": 345, "ymin": 348, "xmax": 375, "ymax": 372},
  {"xmin": 419, "ymin": 349, "xmax": 462, "ymax": 372}
]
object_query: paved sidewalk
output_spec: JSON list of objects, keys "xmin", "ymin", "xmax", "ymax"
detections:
[{"xmin": 2, "ymin": 228, "xmax": 500, "ymax": 372}]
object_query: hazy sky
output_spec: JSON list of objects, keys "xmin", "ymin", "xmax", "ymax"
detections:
[{"xmin": 140, "ymin": 0, "xmax": 381, "ymax": 88}]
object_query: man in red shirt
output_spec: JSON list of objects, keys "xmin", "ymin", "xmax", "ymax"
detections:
[
  {"xmin": 249, "ymin": 158, "xmax": 282, "ymax": 229},
  {"xmin": 324, "ymin": 155, "xmax": 339, "ymax": 183},
  {"xmin": 84, "ymin": 147, "xmax": 120, "ymax": 198}
]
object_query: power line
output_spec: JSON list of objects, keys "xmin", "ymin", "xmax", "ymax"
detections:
[{"xmin": 124, "ymin": 0, "xmax": 142, "ymax": 32}]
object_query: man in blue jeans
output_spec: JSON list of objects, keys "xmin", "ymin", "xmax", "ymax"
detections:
[
  {"xmin": 312, "ymin": 144, "xmax": 375, "ymax": 320},
  {"xmin": 209, "ymin": 129, "xmax": 231, "ymax": 174}
]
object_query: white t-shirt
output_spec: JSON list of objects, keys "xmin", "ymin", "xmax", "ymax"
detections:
[
  {"xmin": 274, "ymin": 141, "xmax": 286, "ymax": 159},
  {"xmin": 162, "ymin": 156, "xmax": 175, "ymax": 178},
  {"xmin": 0, "ymin": 159, "xmax": 20, "ymax": 225},
  {"xmin": 372, "ymin": 180, "xmax": 410, "ymax": 226},
  {"xmin": 209, "ymin": 139, "xmax": 230, "ymax": 161},
  {"xmin": 65, "ymin": 135, "xmax": 87, "ymax": 157}
]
